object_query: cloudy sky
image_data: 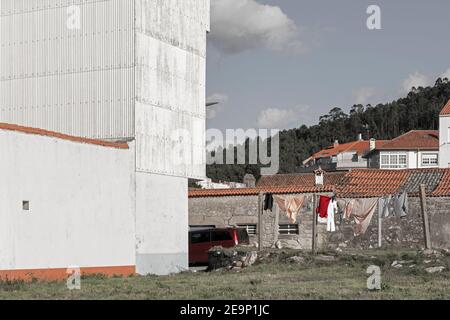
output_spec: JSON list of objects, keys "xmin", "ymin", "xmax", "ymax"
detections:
[{"xmin": 206, "ymin": 0, "xmax": 450, "ymax": 131}]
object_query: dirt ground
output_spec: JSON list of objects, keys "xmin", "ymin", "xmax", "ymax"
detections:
[{"xmin": 0, "ymin": 249, "xmax": 449, "ymax": 300}]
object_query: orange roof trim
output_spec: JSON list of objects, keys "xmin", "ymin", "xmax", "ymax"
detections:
[
  {"xmin": 440, "ymin": 99, "xmax": 450, "ymax": 116},
  {"xmin": 189, "ymin": 185, "xmax": 335, "ymax": 198},
  {"xmin": 0, "ymin": 123, "xmax": 129, "ymax": 150}
]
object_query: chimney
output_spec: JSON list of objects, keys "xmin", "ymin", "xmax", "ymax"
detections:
[
  {"xmin": 357, "ymin": 133, "xmax": 363, "ymax": 141},
  {"xmin": 314, "ymin": 167, "xmax": 324, "ymax": 186},
  {"xmin": 334, "ymin": 140, "xmax": 339, "ymax": 147},
  {"xmin": 370, "ymin": 138, "xmax": 376, "ymax": 151},
  {"xmin": 243, "ymin": 174, "xmax": 256, "ymax": 188}
]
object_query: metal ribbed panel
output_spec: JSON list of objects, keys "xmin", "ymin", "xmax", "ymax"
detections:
[{"xmin": 0, "ymin": 0, "xmax": 135, "ymax": 139}]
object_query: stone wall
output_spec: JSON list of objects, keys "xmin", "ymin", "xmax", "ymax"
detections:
[{"xmin": 189, "ymin": 195, "xmax": 450, "ymax": 250}]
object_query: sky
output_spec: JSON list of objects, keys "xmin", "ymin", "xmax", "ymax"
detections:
[{"xmin": 206, "ymin": 0, "xmax": 450, "ymax": 131}]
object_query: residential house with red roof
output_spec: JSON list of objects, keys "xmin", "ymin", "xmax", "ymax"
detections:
[
  {"xmin": 440, "ymin": 100, "xmax": 450, "ymax": 168},
  {"xmin": 302, "ymin": 135, "xmax": 389, "ymax": 171},
  {"xmin": 364, "ymin": 130, "xmax": 440, "ymax": 169}
]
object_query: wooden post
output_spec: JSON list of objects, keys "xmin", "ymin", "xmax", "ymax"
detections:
[
  {"xmin": 378, "ymin": 198, "xmax": 382, "ymax": 248},
  {"xmin": 312, "ymin": 194, "xmax": 318, "ymax": 254},
  {"xmin": 258, "ymin": 192, "xmax": 264, "ymax": 251},
  {"xmin": 419, "ymin": 184, "xmax": 432, "ymax": 249}
]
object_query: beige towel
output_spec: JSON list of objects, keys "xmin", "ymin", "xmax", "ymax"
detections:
[
  {"xmin": 273, "ymin": 195, "xmax": 306, "ymax": 224},
  {"xmin": 351, "ymin": 198, "xmax": 378, "ymax": 236}
]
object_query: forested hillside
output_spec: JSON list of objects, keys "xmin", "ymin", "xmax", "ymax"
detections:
[{"xmin": 206, "ymin": 78, "xmax": 450, "ymax": 182}]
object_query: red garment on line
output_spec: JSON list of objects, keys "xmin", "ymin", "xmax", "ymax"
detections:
[{"xmin": 316, "ymin": 195, "xmax": 331, "ymax": 218}]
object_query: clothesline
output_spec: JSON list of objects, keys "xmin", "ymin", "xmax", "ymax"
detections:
[{"xmin": 264, "ymin": 191, "xmax": 409, "ymax": 236}]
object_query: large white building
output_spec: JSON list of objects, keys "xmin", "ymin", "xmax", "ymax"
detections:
[
  {"xmin": 0, "ymin": 0, "xmax": 209, "ymax": 279},
  {"xmin": 440, "ymin": 100, "xmax": 450, "ymax": 168}
]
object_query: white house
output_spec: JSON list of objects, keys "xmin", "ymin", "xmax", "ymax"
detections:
[
  {"xmin": 440, "ymin": 100, "xmax": 450, "ymax": 168},
  {"xmin": 365, "ymin": 130, "xmax": 440, "ymax": 169},
  {"xmin": 0, "ymin": 1, "xmax": 210, "ymax": 279}
]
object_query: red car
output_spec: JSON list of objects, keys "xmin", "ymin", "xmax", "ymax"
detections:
[{"xmin": 189, "ymin": 227, "xmax": 250, "ymax": 265}]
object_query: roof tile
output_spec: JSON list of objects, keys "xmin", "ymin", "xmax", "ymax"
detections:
[
  {"xmin": 440, "ymin": 99, "xmax": 450, "ymax": 116},
  {"xmin": 376, "ymin": 130, "xmax": 439, "ymax": 150}
]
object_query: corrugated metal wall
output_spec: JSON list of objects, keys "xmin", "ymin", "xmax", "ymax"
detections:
[
  {"xmin": 0, "ymin": 0, "xmax": 135, "ymax": 139},
  {"xmin": 0, "ymin": 0, "xmax": 209, "ymax": 179}
]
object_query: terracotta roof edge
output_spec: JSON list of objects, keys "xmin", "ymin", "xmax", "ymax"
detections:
[{"xmin": 0, "ymin": 123, "xmax": 130, "ymax": 150}]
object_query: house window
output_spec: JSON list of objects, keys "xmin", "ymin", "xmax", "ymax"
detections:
[
  {"xmin": 279, "ymin": 224, "xmax": 299, "ymax": 235},
  {"xmin": 380, "ymin": 152, "xmax": 408, "ymax": 169},
  {"xmin": 422, "ymin": 154, "xmax": 438, "ymax": 166},
  {"xmin": 238, "ymin": 224, "xmax": 257, "ymax": 236}
]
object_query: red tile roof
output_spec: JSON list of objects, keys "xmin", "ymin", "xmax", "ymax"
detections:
[
  {"xmin": 188, "ymin": 185, "xmax": 335, "ymax": 198},
  {"xmin": 190, "ymin": 169, "xmax": 450, "ymax": 198},
  {"xmin": 309, "ymin": 140, "xmax": 388, "ymax": 160},
  {"xmin": 257, "ymin": 172, "xmax": 346, "ymax": 188},
  {"xmin": 440, "ymin": 99, "xmax": 450, "ymax": 116},
  {"xmin": 432, "ymin": 170, "xmax": 450, "ymax": 197},
  {"xmin": 376, "ymin": 130, "xmax": 439, "ymax": 150},
  {"xmin": 337, "ymin": 169, "xmax": 410, "ymax": 198},
  {"xmin": 0, "ymin": 123, "xmax": 129, "ymax": 149}
]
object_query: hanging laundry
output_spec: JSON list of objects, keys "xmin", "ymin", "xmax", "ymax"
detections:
[
  {"xmin": 350, "ymin": 198, "xmax": 378, "ymax": 236},
  {"xmin": 273, "ymin": 195, "xmax": 306, "ymax": 224},
  {"xmin": 327, "ymin": 198, "xmax": 338, "ymax": 232},
  {"xmin": 341, "ymin": 199, "xmax": 355, "ymax": 220},
  {"xmin": 316, "ymin": 195, "xmax": 331, "ymax": 224},
  {"xmin": 378, "ymin": 195, "xmax": 392, "ymax": 218},
  {"xmin": 393, "ymin": 192, "xmax": 408, "ymax": 217},
  {"xmin": 264, "ymin": 193, "xmax": 274, "ymax": 211}
]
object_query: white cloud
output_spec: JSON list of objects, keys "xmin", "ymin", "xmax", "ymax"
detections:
[
  {"xmin": 353, "ymin": 87, "xmax": 376, "ymax": 105},
  {"xmin": 401, "ymin": 72, "xmax": 432, "ymax": 94},
  {"xmin": 440, "ymin": 68, "xmax": 450, "ymax": 80},
  {"xmin": 206, "ymin": 93, "xmax": 228, "ymax": 120},
  {"xmin": 209, "ymin": 0, "xmax": 303, "ymax": 54},
  {"xmin": 257, "ymin": 105, "xmax": 311, "ymax": 129}
]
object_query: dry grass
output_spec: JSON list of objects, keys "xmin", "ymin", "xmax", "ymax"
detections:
[{"xmin": 0, "ymin": 249, "xmax": 449, "ymax": 300}]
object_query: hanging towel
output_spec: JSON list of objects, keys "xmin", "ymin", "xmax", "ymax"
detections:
[
  {"xmin": 350, "ymin": 198, "xmax": 378, "ymax": 236},
  {"xmin": 264, "ymin": 193, "xmax": 274, "ymax": 211},
  {"xmin": 379, "ymin": 196, "xmax": 391, "ymax": 218},
  {"xmin": 394, "ymin": 192, "xmax": 408, "ymax": 217},
  {"xmin": 316, "ymin": 195, "xmax": 331, "ymax": 218},
  {"xmin": 273, "ymin": 195, "xmax": 306, "ymax": 224},
  {"xmin": 341, "ymin": 199, "xmax": 355, "ymax": 220},
  {"xmin": 316, "ymin": 195, "xmax": 331, "ymax": 224}
]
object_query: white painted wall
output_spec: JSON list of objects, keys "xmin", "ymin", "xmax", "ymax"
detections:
[
  {"xmin": 440, "ymin": 115, "xmax": 450, "ymax": 168},
  {"xmin": 0, "ymin": 129, "xmax": 136, "ymax": 271},
  {"xmin": 135, "ymin": 173, "xmax": 188, "ymax": 275},
  {"xmin": 134, "ymin": 0, "xmax": 208, "ymax": 179}
]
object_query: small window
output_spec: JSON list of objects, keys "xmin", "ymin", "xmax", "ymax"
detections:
[
  {"xmin": 422, "ymin": 154, "xmax": 438, "ymax": 166},
  {"xmin": 190, "ymin": 231, "xmax": 211, "ymax": 244},
  {"xmin": 238, "ymin": 224, "xmax": 257, "ymax": 236},
  {"xmin": 279, "ymin": 224, "xmax": 299, "ymax": 235},
  {"xmin": 352, "ymin": 153, "xmax": 359, "ymax": 162},
  {"xmin": 22, "ymin": 201, "xmax": 30, "ymax": 211},
  {"xmin": 211, "ymin": 230, "xmax": 233, "ymax": 242}
]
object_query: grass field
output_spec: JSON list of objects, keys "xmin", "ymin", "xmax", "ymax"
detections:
[{"xmin": 0, "ymin": 249, "xmax": 449, "ymax": 300}]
